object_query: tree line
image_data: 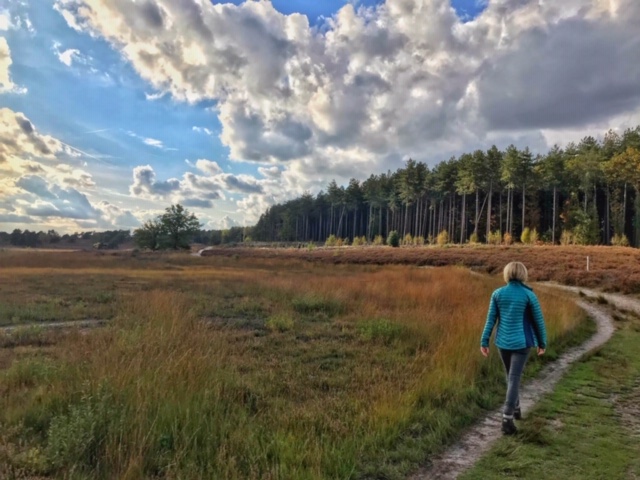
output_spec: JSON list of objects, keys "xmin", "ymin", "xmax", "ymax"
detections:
[
  {"xmin": 253, "ymin": 126, "xmax": 640, "ymax": 246},
  {"xmin": 0, "ymin": 229, "xmax": 132, "ymax": 249},
  {"xmin": 0, "ymin": 215, "xmax": 248, "ymax": 250}
]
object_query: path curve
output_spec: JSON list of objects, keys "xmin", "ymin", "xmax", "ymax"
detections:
[{"xmin": 410, "ymin": 283, "xmax": 628, "ymax": 480}]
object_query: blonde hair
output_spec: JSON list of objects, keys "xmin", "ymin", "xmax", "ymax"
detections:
[{"xmin": 503, "ymin": 261, "xmax": 528, "ymax": 283}]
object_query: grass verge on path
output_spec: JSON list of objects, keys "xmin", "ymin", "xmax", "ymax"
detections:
[{"xmin": 461, "ymin": 303, "xmax": 640, "ymax": 480}]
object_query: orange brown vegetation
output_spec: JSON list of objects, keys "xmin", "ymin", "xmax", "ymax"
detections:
[
  {"xmin": 202, "ymin": 245, "xmax": 640, "ymax": 293},
  {"xmin": 0, "ymin": 252, "xmax": 587, "ymax": 478}
]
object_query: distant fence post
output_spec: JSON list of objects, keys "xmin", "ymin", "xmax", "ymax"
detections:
[{"xmin": 587, "ymin": 256, "xmax": 590, "ymax": 271}]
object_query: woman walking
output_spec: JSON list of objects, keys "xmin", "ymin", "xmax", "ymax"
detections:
[{"xmin": 480, "ymin": 261, "xmax": 547, "ymax": 435}]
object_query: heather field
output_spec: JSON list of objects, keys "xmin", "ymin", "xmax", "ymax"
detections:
[
  {"xmin": 202, "ymin": 244, "xmax": 640, "ymax": 294},
  {"xmin": 0, "ymin": 250, "xmax": 588, "ymax": 479}
]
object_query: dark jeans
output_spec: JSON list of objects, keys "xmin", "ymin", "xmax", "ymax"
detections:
[{"xmin": 499, "ymin": 348, "xmax": 530, "ymax": 417}]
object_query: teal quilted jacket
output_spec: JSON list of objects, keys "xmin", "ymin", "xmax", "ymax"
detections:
[{"xmin": 481, "ymin": 280, "xmax": 547, "ymax": 350}]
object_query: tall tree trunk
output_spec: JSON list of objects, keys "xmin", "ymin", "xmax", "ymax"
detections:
[
  {"xmin": 452, "ymin": 195, "xmax": 457, "ymax": 241},
  {"xmin": 506, "ymin": 189, "xmax": 511, "ymax": 236},
  {"xmin": 429, "ymin": 201, "xmax": 434, "ymax": 239},
  {"xmin": 635, "ymin": 187, "xmax": 640, "ymax": 247},
  {"xmin": 624, "ymin": 183, "xmax": 628, "ymax": 238},
  {"xmin": 448, "ymin": 195, "xmax": 453, "ymax": 239},
  {"xmin": 486, "ymin": 183, "xmax": 493, "ymax": 242},
  {"xmin": 416, "ymin": 198, "xmax": 421, "ymax": 238},
  {"xmin": 606, "ymin": 187, "xmax": 610, "ymax": 244},
  {"xmin": 509, "ymin": 188, "xmax": 514, "ymax": 236},
  {"xmin": 423, "ymin": 200, "xmax": 429, "ymax": 238},
  {"xmin": 337, "ymin": 206, "xmax": 345, "ymax": 238},
  {"xmin": 552, "ymin": 186, "xmax": 557, "ymax": 245},
  {"xmin": 330, "ymin": 205, "xmax": 334, "ymax": 235},
  {"xmin": 460, "ymin": 192, "xmax": 467, "ymax": 244},
  {"xmin": 353, "ymin": 209, "xmax": 357, "ymax": 240},
  {"xmin": 499, "ymin": 191, "xmax": 503, "ymax": 235},
  {"xmin": 386, "ymin": 207, "xmax": 390, "ymax": 237},
  {"xmin": 403, "ymin": 204, "xmax": 410, "ymax": 237},
  {"xmin": 344, "ymin": 214, "xmax": 348, "ymax": 240},
  {"xmin": 474, "ymin": 188, "xmax": 479, "ymax": 236},
  {"xmin": 522, "ymin": 184, "xmax": 526, "ymax": 233}
]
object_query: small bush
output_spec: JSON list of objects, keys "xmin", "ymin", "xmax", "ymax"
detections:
[
  {"xmin": 292, "ymin": 294, "xmax": 344, "ymax": 317},
  {"xmin": 530, "ymin": 228, "xmax": 539, "ymax": 244},
  {"xmin": 487, "ymin": 230, "xmax": 501, "ymax": 245},
  {"xmin": 611, "ymin": 233, "xmax": 630, "ymax": 247},
  {"xmin": 437, "ymin": 230, "xmax": 449, "ymax": 246},
  {"xmin": 387, "ymin": 231, "xmax": 400, "ymax": 248},
  {"xmin": 46, "ymin": 386, "xmax": 123, "ymax": 470},
  {"xmin": 307, "ymin": 243, "xmax": 316, "ymax": 251},
  {"xmin": 427, "ymin": 234, "xmax": 435, "ymax": 245},
  {"xmin": 2, "ymin": 358, "xmax": 59, "ymax": 390},
  {"xmin": 94, "ymin": 292, "xmax": 115, "ymax": 304},
  {"xmin": 469, "ymin": 232, "xmax": 479, "ymax": 244},
  {"xmin": 373, "ymin": 235, "xmax": 384, "ymax": 246},
  {"xmin": 325, "ymin": 235, "xmax": 338, "ymax": 247},
  {"xmin": 503, "ymin": 232, "xmax": 513, "ymax": 245},
  {"xmin": 520, "ymin": 227, "xmax": 531, "ymax": 244},
  {"xmin": 266, "ymin": 314, "xmax": 295, "ymax": 332},
  {"xmin": 560, "ymin": 230, "xmax": 573, "ymax": 246},
  {"xmin": 414, "ymin": 236, "xmax": 425, "ymax": 246},
  {"xmin": 358, "ymin": 319, "xmax": 404, "ymax": 345},
  {"xmin": 403, "ymin": 234, "xmax": 413, "ymax": 246},
  {"xmin": 620, "ymin": 234, "xmax": 630, "ymax": 247},
  {"xmin": 352, "ymin": 236, "xmax": 367, "ymax": 246}
]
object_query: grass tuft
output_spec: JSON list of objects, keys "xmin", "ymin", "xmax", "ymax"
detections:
[
  {"xmin": 291, "ymin": 294, "xmax": 344, "ymax": 318},
  {"xmin": 358, "ymin": 319, "xmax": 405, "ymax": 344},
  {"xmin": 266, "ymin": 313, "xmax": 295, "ymax": 332}
]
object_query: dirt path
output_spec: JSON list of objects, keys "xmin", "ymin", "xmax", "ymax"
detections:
[
  {"xmin": 410, "ymin": 284, "xmax": 626, "ymax": 480},
  {"xmin": 0, "ymin": 319, "xmax": 106, "ymax": 333}
]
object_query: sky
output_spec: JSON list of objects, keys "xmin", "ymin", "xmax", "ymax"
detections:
[{"xmin": 1, "ymin": 0, "xmax": 639, "ymax": 233}]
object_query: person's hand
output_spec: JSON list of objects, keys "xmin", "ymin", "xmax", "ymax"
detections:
[
  {"xmin": 537, "ymin": 347, "xmax": 546, "ymax": 356},
  {"xmin": 481, "ymin": 346, "xmax": 489, "ymax": 357}
]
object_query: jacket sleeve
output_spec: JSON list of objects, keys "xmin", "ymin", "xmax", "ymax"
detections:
[
  {"xmin": 481, "ymin": 291, "xmax": 499, "ymax": 347},
  {"xmin": 528, "ymin": 293, "xmax": 547, "ymax": 348}
]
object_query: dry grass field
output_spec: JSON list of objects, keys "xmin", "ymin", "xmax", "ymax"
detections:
[
  {"xmin": 202, "ymin": 244, "xmax": 640, "ymax": 294},
  {"xmin": 0, "ymin": 249, "xmax": 589, "ymax": 479}
]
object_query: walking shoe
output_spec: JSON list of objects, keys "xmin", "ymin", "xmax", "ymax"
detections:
[
  {"xmin": 514, "ymin": 408, "xmax": 522, "ymax": 420},
  {"xmin": 502, "ymin": 416, "xmax": 518, "ymax": 435}
]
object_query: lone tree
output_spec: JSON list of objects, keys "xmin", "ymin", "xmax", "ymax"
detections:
[
  {"xmin": 133, "ymin": 219, "xmax": 164, "ymax": 251},
  {"xmin": 134, "ymin": 204, "xmax": 201, "ymax": 250}
]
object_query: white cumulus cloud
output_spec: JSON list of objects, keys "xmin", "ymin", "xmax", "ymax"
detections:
[
  {"xmin": 0, "ymin": 37, "xmax": 25, "ymax": 94},
  {"xmin": 52, "ymin": 0, "xmax": 640, "ymax": 221}
]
